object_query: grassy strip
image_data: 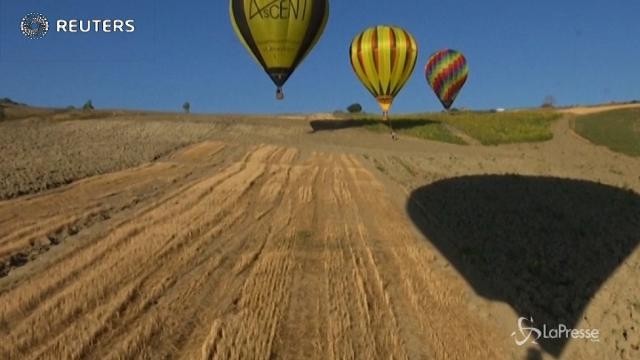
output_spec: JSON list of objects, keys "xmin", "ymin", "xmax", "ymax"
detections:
[
  {"xmin": 353, "ymin": 110, "xmax": 560, "ymax": 145},
  {"xmin": 441, "ymin": 111, "xmax": 561, "ymax": 145},
  {"xmin": 363, "ymin": 118, "xmax": 466, "ymax": 144},
  {"xmin": 573, "ymin": 108, "xmax": 640, "ymax": 157}
]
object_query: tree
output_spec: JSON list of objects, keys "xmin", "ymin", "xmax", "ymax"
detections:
[
  {"xmin": 82, "ymin": 100, "xmax": 94, "ymax": 111},
  {"xmin": 182, "ymin": 101, "xmax": 191, "ymax": 114},
  {"xmin": 0, "ymin": 97, "xmax": 18, "ymax": 106},
  {"xmin": 541, "ymin": 96, "xmax": 556, "ymax": 108},
  {"xmin": 347, "ymin": 103, "xmax": 363, "ymax": 114}
]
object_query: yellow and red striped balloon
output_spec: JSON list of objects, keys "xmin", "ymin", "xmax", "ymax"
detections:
[
  {"xmin": 425, "ymin": 49, "xmax": 469, "ymax": 110},
  {"xmin": 350, "ymin": 25, "xmax": 418, "ymax": 117}
]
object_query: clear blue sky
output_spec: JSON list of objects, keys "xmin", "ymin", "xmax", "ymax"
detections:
[{"xmin": 1, "ymin": 0, "xmax": 639, "ymax": 113}]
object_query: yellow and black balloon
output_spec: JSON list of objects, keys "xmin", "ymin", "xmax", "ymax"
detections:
[
  {"xmin": 230, "ymin": 0, "xmax": 329, "ymax": 100},
  {"xmin": 350, "ymin": 25, "xmax": 418, "ymax": 137}
]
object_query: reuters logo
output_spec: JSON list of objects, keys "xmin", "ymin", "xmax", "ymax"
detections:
[
  {"xmin": 20, "ymin": 12, "xmax": 49, "ymax": 39},
  {"xmin": 19, "ymin": 12, "xmax": 136, "ymax": 39}
]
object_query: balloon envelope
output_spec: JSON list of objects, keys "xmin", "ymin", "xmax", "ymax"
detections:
[
  {"xmin": 229, "ymin": 0, "xmax": 329, "ymax": 98},
  {"xmin": 425, "ymin": 49, "xmax": 469, "ymax": 110},
  {"xmin": 350, "ymin": 25, "xmax": 418, "ymax": 114}
]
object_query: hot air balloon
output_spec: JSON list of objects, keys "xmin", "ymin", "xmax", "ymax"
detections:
[
  {"xmin": 350, "ymin": 25, "xmax": 418, "ymax": 140},
  {"xmin": 425, "ymin": 49, "xmax": 469, "ymax": 111},
  {"xmin": 229, "ymin": 0, "xmax": 329, "ymax": 100}
]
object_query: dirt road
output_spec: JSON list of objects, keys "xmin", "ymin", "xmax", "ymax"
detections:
[{"xmin": 0, "ymin": 109, "xmax": 639, "ymax": 359}]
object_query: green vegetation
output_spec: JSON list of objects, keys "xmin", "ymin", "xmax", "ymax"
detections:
[
  {"xmin": 355, "ymin": 110, "xmax": 561, "ymax": 145},
  {"xmin": 347, "ymin": 103, "xmax": 363, "ymax": 114},
  {"xmin": 573, "ymin": 108, "xmax": 640, "ymax": 157},
  {"xmin": 362, "ymin": 117, "xmax": 466, "ymax": 144},
  {"xmin": 83, "ymin": 100, "xmax": 94, "ymax": 111},
  {"xmin": 441, "ymin": 110, "xmax": 561, "ymax": 145},
  {"xmin": 0, "ymin": 97, "xmax": 20, "ymax": 106},
  {"xmin": 541, "ymin": 95, "xmax": 556, "ymax": 109}
]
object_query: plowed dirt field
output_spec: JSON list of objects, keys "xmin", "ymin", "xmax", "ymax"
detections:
[{"xmin": 1, "ymin": 109, "xmax": 639, "ymax": 359}]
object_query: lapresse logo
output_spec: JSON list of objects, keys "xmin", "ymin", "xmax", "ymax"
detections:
[
  {"xmin": 20, "ymin": 12, "xmax": 135, "ymax": 39},
  {"xmin": 511, "ymin": 317, "xmax": 600, "ymax": 346}
]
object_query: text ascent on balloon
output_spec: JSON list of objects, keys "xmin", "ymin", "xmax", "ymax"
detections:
[
  {"xmin": 56, "ymin": 19, "xmax": 135, "ymax": 33},
  {"xmin": 249, "ymin": 0, "xmax": 308, "ymax": 20}
]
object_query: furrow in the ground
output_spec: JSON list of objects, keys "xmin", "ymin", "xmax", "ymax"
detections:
[{"xmin": 0, "ymin": 146, "xmax": 284, "ymax": 359}]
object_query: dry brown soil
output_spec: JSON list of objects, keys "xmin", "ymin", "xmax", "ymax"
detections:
[{"xmin": 0, "ymin": 107, "xmax": 639, "ymax": 359}]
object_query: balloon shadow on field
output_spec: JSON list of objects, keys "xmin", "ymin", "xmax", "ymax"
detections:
[
  {"xmin": 309, "ymin": 118, "xmax": 439, "ymax": 133},
  {"xmin": 406, "ymin": 175, "xmax": 640, "ymax": 357}
]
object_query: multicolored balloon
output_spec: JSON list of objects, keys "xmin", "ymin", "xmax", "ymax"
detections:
[
  {"xmin": 350, "ymin": 25, "xmax": 418, "ymax": 126},
  {"xmin": 229, "ymin": 0, "xmax": 329, "ymax": 100},
  {"xmin": 425, "ymin": 49, "xmax": 469, "ymax": 110}
]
